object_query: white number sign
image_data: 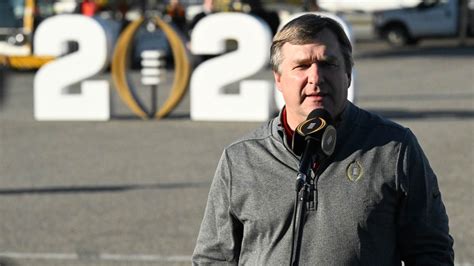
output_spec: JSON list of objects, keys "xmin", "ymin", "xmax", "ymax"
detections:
[
  {"xmin": 34, "ymin": 15, "xmax": 110, "ymax": 121},
  {"xmin": 190, "ymin": 13, "xmax": 273, "ymax": 121}
]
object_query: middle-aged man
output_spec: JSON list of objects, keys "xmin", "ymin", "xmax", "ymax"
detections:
[{"xmin": 192, "ymin": 14, "xmax": 454, "ymax": 265}]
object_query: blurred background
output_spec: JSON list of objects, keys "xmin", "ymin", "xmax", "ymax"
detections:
[{"xmin": 0, "ymin": 0, "xmax": 473, "ymax": 265}]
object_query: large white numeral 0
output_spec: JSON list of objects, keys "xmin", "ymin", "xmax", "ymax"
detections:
[
  {"xmin": 34, "ymin": 14, "xmax": 110, "ymax": 121},
  {"xmin": 190, "ymin": 13, "xmax": 273, "ymax": 121},
  {"xmin": 274, "ymin": 12, "xmax": 356, "ymax": 110}
]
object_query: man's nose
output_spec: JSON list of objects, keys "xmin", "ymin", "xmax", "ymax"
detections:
[{"xmin": 307, "ymin": 63, "xmax": 322, "ymax": 85}]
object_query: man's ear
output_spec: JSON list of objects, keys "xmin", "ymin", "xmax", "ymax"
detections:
[{"xmin": 273, "ymin": 71, "xmax": 283, "ymax": 92}]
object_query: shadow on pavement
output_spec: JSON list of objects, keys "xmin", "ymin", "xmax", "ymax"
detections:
[
  {"xmin": 112, "ymin": 109, "xmax": 474, "ymax": 122},
  {"xmin": 368, "ymin": 108, "xmax": 474, "ymax": 119},
  {"xmin": 356, "ymin": 44, "xmax": 474, "ymax": 59},
  {"xmin": 0, "ymin": 257, "xmax": 18, "ymax": 266},
  {"xmin": 0, "ymin": 181, "xmax": 210, "ymax": 196},
  {"xmin": 359, "ymin": 92, "xmax": 473, "ymax": 101},
  {"xmin": 111, "ymin": 113, "xmax": 191, "ymax": 120}
]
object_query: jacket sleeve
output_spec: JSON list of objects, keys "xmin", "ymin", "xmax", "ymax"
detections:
[
  {"xmin": 192, "ymin": 150, "xmax": 243, "ymax": 265},
  {"xmin": 397, "ymin": 129, "xmax": 454, "ymax": 265}
]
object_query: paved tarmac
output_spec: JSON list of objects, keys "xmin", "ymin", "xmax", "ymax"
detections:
[{"xmin": 0, "ymin": 39, "xmax": 473, "ymax": 265}]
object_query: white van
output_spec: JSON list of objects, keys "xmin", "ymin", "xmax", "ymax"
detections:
[
  {"xmin": 318, "ymin": 0, "xmax": 422, "ymax": 13},
  {"xmin": 373, "ymin": 0, "xmax": 473, "ymax": 46}
]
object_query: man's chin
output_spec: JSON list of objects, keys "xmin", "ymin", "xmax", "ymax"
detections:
[{"xmin": 305, "ymin": 104, "xmax": 326, "ymax": 113}]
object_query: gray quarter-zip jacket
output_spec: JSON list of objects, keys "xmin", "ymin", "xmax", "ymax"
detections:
[{"xmin": 192, "ymin": 102, "xmax": 454, "ymax": 265}]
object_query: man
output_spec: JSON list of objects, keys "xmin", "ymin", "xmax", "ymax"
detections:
[
  {"xmin": 192, "ymin": 14, "xmax": 454, "ymax": 265},
  {"xmin": 188, "ymin": 0, "xmax": 215, "ymax": 33}
]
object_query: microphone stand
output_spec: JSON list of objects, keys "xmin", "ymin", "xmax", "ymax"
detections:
[
  {"xmin": 290, "ymin": 174, "xmax": 310, "ymax": 266},
  {"xmin": 290, "ymin": 138, "xmax": 318, "ymax": 266}
]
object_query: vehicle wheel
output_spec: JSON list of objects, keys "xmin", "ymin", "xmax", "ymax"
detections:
[{"xmin": 384, "ymin": 26, "xmax": 410, "ymax": 47}]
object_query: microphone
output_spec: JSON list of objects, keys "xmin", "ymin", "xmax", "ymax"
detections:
[{"xmin": 292, "ymin": 109, "xmax": 337, "ymax": 190}]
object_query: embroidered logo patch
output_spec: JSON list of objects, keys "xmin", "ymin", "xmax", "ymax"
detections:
[{"xmin": 346, "ymin": 161, "xmax": 363, "ymax": 182}]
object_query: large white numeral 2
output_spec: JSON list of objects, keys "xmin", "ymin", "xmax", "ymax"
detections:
[
  {"xmin": 190, "ymin": 13, "xmax": 273, "ymax": 121},
  {"xmin": 34, "ymin": 14, "xmax": 110, "ymax": 121}
]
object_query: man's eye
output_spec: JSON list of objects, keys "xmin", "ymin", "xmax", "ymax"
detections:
[
  {"xmin": 294, "ymin": 64, "xmax": 310, "ymax": 70},
  {"xmin": 320, "ymin": 61, "xmax": 338, "ymax": 68}
]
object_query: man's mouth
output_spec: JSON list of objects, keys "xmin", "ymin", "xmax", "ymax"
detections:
[{"xmin": 305, "ymin": 93, "xmax": 326, "ymax": 101}]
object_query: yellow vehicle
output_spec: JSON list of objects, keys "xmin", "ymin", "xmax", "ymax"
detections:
[{"xmin": 0, "ymin": 0, "xmax": 56, "ymax": 69}]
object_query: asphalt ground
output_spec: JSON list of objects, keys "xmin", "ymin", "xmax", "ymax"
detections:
[{"xmin": 0, "ymin": 39, "xmax": 473, "ymax": 265}]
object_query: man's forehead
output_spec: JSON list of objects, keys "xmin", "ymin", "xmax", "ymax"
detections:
[
  {"xmin": 281, "ymin": 41, "xmax": 340, "ymax": 60},
  {"xmin": 281, "ymin": 42, "xmax": 327, "ymax": 56}
]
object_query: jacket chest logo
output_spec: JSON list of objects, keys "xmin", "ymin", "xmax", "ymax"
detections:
[{"xmin": 346, "ymin": 161, "xmax": 363, "ymax": 182}]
